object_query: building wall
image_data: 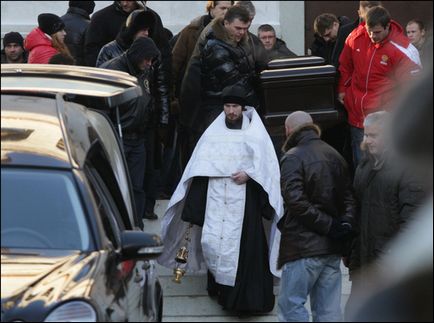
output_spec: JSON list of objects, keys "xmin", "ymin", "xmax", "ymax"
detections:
[{"xmin": 0, "ymin": 1, "xmax": 305, "ymax": 55}]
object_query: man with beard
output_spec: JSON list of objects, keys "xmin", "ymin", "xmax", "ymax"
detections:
[{"xmin": 159, "ymin": 85, "xmax": 283, "ymax": 314}]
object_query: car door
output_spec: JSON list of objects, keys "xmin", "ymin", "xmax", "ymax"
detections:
[{"xmin": 85, "ymin": 162, "xmax": 148, "ymax": 322}]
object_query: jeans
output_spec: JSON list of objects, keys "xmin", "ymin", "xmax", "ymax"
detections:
[
  {"xmin": 350, "ymin": 126, "xmax": 364, "ymax": 168},
  {"xmin": 278, "ymin": 255, "xmax": 342, "ymax": 322}
]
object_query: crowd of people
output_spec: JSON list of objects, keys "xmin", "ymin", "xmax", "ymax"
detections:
[{"xmin": 2, "ymin": 0, "xmax": 432, "ymax": 321}]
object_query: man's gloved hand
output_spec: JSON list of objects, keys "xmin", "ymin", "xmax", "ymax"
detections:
[{"xmin": 327, "ymin": 218, "xmax": 354, "ymax": 241}]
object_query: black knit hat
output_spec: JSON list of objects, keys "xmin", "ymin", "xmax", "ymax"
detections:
[
  {"xmin": 222, "ymin": 85, "xmax": 247, "ymax": 108},
  {"xmin": 3, "ymin": 32, "xmax": 24, "ymax": 48},
  {"xmin": 38, "ymin": 13, "xmax": 65, "ymax": 35},
  {"xmin": 126, "ymin": 37, "xmax": 160, "ymax": 67},
  {"xmin": 69, "ymin": 1, "xmax": 95, "ymax": 15}
]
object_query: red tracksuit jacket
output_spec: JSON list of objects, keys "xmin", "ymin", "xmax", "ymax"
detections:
[{"xmin": 338, "ymin": 21, "xmax": 421, "ymax": 128}]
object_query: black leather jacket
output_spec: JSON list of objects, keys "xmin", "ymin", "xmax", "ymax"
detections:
[
  {"xmin": 201, "ymin": 33, "xmax": 258, "ymax": 108},
  {"xmin": 61, "ymin": 7, "xmax": 91, "ymax": 65},
  {"xmin": 278, "ymin": 125, "xmax": 355, "ymax": 268}
]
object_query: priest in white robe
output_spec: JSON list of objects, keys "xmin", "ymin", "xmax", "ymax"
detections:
[{"xmin": 158, "ymin": 85, "xmax": 283, "ymax": 313}]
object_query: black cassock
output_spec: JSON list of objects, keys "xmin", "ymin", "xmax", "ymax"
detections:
[{"xmin": 181, "ymin": 176, "xmax": 275, "ymax": 313}]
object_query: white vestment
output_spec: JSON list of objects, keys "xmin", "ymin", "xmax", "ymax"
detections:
[{"xmin": 158, "ymin": 107, "xmax": 283, "ymax": 286}]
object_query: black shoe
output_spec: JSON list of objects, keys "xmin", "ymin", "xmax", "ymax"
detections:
[{"xmin": 143, "ymin": 211, "xmax": 158, "ymax": 220}]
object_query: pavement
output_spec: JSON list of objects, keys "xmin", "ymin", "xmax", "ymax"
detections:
[{"xmin": 145, "ymin": 200, "xmax": 352, "ymax": 322}]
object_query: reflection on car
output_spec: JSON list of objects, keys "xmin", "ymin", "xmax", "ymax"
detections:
[{"xmin": 1, "ymin": 64, "xmax": 164, "ymax": 322}]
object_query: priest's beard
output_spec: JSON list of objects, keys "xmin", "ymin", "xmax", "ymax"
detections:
[{"xmin": 225, "ymin": 114, "xmax": 243, "ymax": 129}]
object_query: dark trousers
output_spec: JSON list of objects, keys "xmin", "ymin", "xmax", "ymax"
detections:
[
  {"xmin": 123, "ymin": 137, "xmax": 146, "ymax": 220},
  {"xmin": 143, "ymin": 128, "xmax": 159, "ymax": 216}
]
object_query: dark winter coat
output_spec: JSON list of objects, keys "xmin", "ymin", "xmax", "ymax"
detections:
[
  {"xmin": 61, "ymin": 7, "xmax": 91, "ymax": 65},
  {"xmin": 310, "ymin": 16, "xmax": 351, "ymax": 65},
  {"xmin": 180, "ymin": 17, "xmax": 258, "ymax": 133},
  {"xmin": 95, "ymin": 10, "xmax": 171, "ymax": 125},
  {"xmin": 84, "ymin": 2, "xmax": 165, "ymax": 67},
  {"xmin": 278, "ymin": 124, "xmax": 355, "ymax": 268},
  {"xmin": 266, "ymin": 38, "xmax": 297, "ymax": 61},
  {"xmin": 349, "ymin": 155, "xmax": 426, "ymax": 275},
  {"xmin": 100, "ymin": 53, "xmax": 154, "ymax": 134},
  {"xmin": 172, "ymin": 14, "xmax": 212, "ymax": 98},
  {"xmin": 331, "ymin": 18, "xmax": 359, "ymax": 68}
]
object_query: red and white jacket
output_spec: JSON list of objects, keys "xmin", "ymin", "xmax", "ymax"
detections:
[{"xmin": 338, "ymin": 21, "xmax": 421, "ymax": 128}]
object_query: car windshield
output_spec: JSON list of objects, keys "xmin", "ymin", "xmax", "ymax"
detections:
[{"xmin": 1, "ymin": 168, "xmax": 91, "ymax": 250}]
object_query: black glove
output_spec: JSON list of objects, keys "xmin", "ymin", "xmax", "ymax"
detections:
[{"xmin": 327, "ymin": 218, "xmax": 353, "ymax": 241}]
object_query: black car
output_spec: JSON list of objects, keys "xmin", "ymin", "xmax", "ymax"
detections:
[{"xmin": 1, "ymin": 64, "xmax": 163, "ymax": 322}]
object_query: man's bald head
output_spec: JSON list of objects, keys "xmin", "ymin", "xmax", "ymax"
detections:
[{"xmin": 285, "ymin": 111, "xmax": 313, "ymax": 136}]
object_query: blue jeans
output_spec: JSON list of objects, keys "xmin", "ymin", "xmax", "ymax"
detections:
[
  {"xmin": 350, "ymin": 126, "xmax": 364, "ymax": 167},
  {"xmin": 278, "ymin": 255, "xmax": 342, "ymax": 322}
]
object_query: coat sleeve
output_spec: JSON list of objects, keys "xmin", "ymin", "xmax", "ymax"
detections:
[
  {"xmin": 95, "ymin": 44, "xmax": 112, "ymax": 68},
  {"xmin": 181, "ymin": 177, "xmax": 209, "ymax": 226},
  {"xmin": 392, "ymin": 44, "xmax": 422, "ymax": 83},
  {"xmin": 84, "ymin": 15, "xmax": 106, "ymax": 67},
  {"xmin": 397, "ymin": 170, "xmax": 426, "ymax": 228},
  {"xmin": 172, "ymin": 27, "xmax": 190, "ymax": 97},
  {"xmin": 280, "ymin": 154, "xmax": 333, "ymax": 235},
  {"xmin": 338, "ymin": 36, "xmax": 354, "ymax": 94}
]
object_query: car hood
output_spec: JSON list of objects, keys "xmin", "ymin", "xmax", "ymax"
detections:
[{"xmin": 1, "ymin": 248, "xmax": 101, "ymax": 304}]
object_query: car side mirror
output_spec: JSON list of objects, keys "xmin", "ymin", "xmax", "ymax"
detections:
[{"xmin": 121, "ymin": 231, "xmax": 164, "ymax": 261}]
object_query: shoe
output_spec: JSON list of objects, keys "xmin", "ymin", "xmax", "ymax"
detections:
[{"xmin": 143, "ymin": 211, "xmax": 158, "ymax": 220}]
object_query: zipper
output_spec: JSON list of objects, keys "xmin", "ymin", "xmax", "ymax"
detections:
[{"xmin": 360, "ymin": 46, "xmax": 377, "ymax": 119}]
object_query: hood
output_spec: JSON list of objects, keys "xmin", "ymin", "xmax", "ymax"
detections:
[
  {"xmin": 282, "ymin": 124, "xmax": 321, "ymax": 153},
  {"xmin": 24, "ymin": 28, "xmax": 52, "ymax": 51},
  {"xmin": 386, "ymin": 20, "xmax": 411, "ymax": 48},
  {"xmin": 208, "ymin": 17, "xmax": 248, "ymax": 47},
  {"xmin": 1, "ymin": 249, "xmax": 99, "ymax": 303}
]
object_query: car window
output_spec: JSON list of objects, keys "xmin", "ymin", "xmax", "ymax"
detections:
[
  {"xmin": 1, "ymin": 168, "xmax": 91, "ymax": 250},
  {"xmin": 86, "ymin": 165, "xmax": 126, "ymax": 250},
  {"xmin": 86, "ymin": 110, "xmax": 136, "ymax": 228}
]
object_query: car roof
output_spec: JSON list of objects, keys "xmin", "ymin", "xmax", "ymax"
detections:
[
  {"xmin": 2, "ymin": 94, "xmax": 101, "ymax": 169},
  {"xmin": 1, "ymin": 64, "xmax": 142, "ymax": 108}
]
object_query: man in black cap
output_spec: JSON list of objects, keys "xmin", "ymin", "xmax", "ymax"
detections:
[
  {"xmin": 101, "ymin": 37, "xmax": 160, "ymax": 221},
  {"xmin": 61, "ymin": 1, "xmax": 95, "ymax": 65},
  {"xmin": 96, "ymin": 9, "xmax": 156, "ymax": 67},
  {"xmin": 159, "ymin": 84, "xmax": 283, "ymax": 314},
  {"xmin": 1, "ymin": 32, "xmax": 27, "ymax": 63}
]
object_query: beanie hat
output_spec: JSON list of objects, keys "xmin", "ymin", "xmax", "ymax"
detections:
[
  {"xmin": 222, "ymin": 85, "xmax": 247, "ymax": 108},
  {"xmin": 38, "ymin": 13, "xmax": 65, "ymax": 35},
  {"xmin": 127, "ymin": 37, "xmax": 160, "ymax": 66},
  {"xmin": 3, "ymin": 32, "xmax": 24, "ymax": 48},
  {"xmin": 69, "ymin": 1, "xmax": 95, "ymax": 15}
]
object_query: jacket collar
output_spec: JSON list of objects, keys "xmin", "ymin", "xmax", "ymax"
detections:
[
  {"xmin": 208, "ymin": 17, "xmax": 248, "ymax": 47},
  {"xmin": 282, "ymin": 124, "xmax": 322, "ymax": 152},
  {"xmin": 67, "ymin": 7, "xmax": 91, "ymax": 19}
]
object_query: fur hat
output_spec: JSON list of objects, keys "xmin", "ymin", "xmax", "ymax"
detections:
[
  {"xmin": 38, "ymin": 13, "xmax": 65, "ymax": 35},
  {"xmin": 126, "ymin": 9, "xmax": 156, "ymax": 35}
]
